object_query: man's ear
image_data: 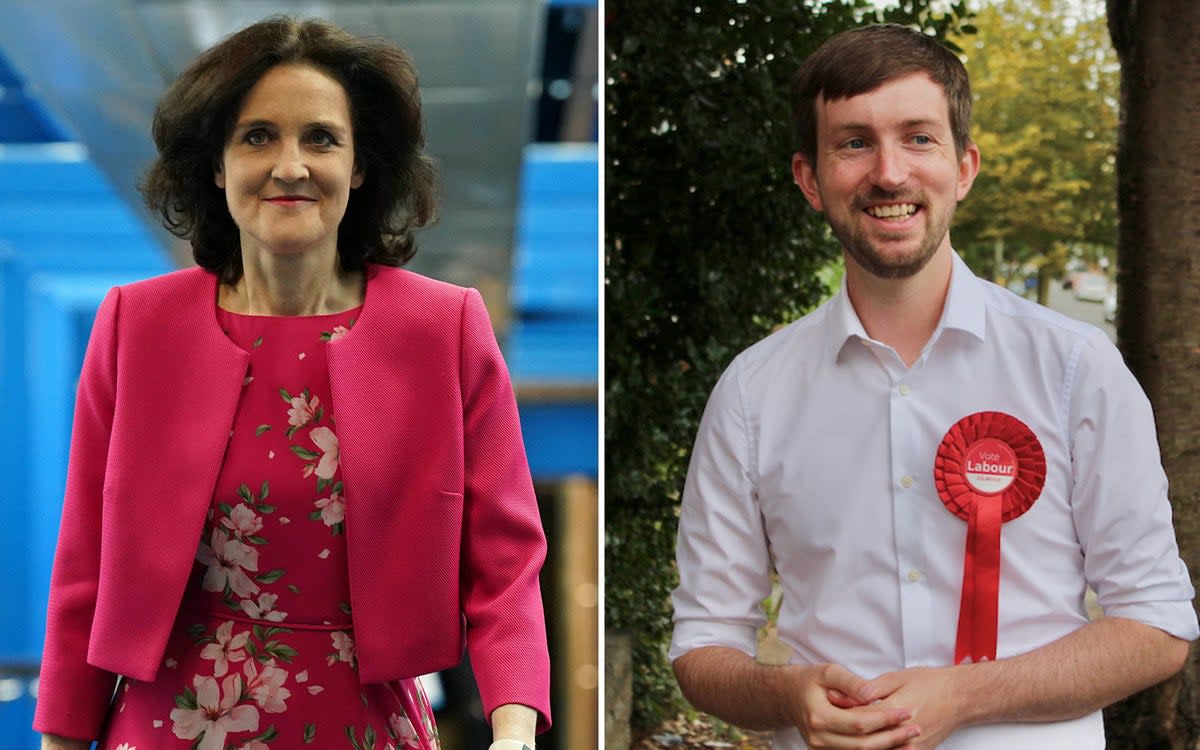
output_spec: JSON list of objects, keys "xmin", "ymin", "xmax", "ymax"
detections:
[
  {"xmin": 791, "ymin": 152, "xmax": 824, "ymax": 212},
  {"xmin": 956, "ymin": 142, "xmax": 981, "ymax": 202}
]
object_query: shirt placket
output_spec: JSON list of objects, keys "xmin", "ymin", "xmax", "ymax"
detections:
[{"xmin": 888, "ymin": 368, "xmax": 936, "ymax": 668}]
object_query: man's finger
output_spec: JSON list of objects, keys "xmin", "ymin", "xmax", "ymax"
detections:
[
  {"xmin": 810, "ymin": 705, "xmax": 913, "ymax": 738},
  {"xmin": 811, "ymin": 716, "xmax": 921, "ymax": 749},
  {"xmin": 860, "ymin": 670, "xmax": 905, "ymax": 702},
  {"xmin": 817, "ymin": 663, "xmax": 873, "ymax": 702},
  {"xmin": 826, "ymin": 687, "xmax": 862, "ymax": 709}
]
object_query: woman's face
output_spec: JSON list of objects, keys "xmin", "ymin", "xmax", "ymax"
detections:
[{"xmin": 215, "ymin": 63, "xmax": 364, "ymax": 261}]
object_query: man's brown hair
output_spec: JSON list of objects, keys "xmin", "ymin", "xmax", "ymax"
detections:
[{"xmin": 790, "ymin": 24, "xmax": 972, "ymax": 163}]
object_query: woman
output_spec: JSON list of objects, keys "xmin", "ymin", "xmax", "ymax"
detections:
[{"xmin": 34, "ymin": 16, "xmax": 548, "ymax": 750}]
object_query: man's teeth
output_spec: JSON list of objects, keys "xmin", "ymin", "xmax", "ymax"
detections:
[{"xmin": 866, "ymin": 203, "xmax": 917, "ymax": 219}]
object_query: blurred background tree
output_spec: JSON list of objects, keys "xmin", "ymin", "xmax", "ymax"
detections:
[
  {"xmin": 605, "ymin": 0, "xmax": 970, "ymax": 729},
  {"xmin": 950, "ymin": 0, "xmax": 1118, "ymax": 303}
]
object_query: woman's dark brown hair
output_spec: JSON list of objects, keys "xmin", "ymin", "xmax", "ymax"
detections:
[{"xmin": 141, "ymin": 16, "xmax": 437, "ymax": 284}]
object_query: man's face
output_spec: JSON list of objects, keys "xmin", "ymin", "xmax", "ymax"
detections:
[{"xmin": 792, "ymin": 72, "xmax": 979, "ymax": 280}]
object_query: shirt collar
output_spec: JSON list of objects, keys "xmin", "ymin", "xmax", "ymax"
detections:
[{"xmin": 827, "ymin": 250, "xmax": 987, "ymax": 362}]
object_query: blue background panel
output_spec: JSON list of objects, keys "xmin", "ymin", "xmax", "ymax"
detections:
[{"xmin": 518, "ymin": 401, "xmax": 598, "ymax": 478}]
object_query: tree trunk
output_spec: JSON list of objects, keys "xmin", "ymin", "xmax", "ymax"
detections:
[{"xmin": 1106, "ymin": 1, "xmax": 1200, "ymax": 747}]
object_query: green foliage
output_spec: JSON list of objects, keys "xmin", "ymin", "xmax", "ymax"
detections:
[
  {"xmin": 951, "ymin": 0, "xmax": 1118, "ymax": 283},
  {"xmin": 605, "ymin": 0, "xmax": 971, "ymax": 728}
]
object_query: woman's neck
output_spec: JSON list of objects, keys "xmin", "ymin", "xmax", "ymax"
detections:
[{"xmin": 219, "ymin": 250, "xmax": 364, "ymax": 316}]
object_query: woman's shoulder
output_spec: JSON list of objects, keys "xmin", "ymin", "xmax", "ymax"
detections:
[
  {"xmin": 116, "ymin": 265, "xmax": 213, "ymax": 304},
  {"xmin": 364, "ymin": 264, "xmax": 483, "ymax": 319},
  {"xmin": 366, "ymin": 263, "xmax": 468, "ymax": 301}
]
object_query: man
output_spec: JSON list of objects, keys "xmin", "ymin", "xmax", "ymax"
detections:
[{"xmin": 670, "ymin": 24, "xmax": 1197, "ymax": 750}]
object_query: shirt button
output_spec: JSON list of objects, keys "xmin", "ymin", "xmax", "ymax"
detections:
[
  {"xmin": 899, "ymin": 384, "xmax": 911, "ymax": 396},
  {"xmin": 900, "ymin": 475, "xmax": 914, "ymax": 488},
  {"xmin": 907, "ymin": 569, "xmax": 922, "ymax": 582}
]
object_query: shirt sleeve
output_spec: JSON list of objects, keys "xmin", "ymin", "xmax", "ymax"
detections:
[
  {"xmin": 670, "ymin": 356, "xmax": 773, "ymax": 661},
  {"xmin": 33, "ymin": 286, "xmax": 122, "ymax": 740},
  {"xmin": 1068, "ymin": 329, "xmax": 1199, "ymax": 640},
  {"xmin": 457, "ymin": 288, "xmax": 552, "ymax": 732}
]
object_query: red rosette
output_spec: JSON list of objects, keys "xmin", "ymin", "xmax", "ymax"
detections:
[{"xmin": 933, "ymin": 411, "xmax": 1046, "ymax": 664}]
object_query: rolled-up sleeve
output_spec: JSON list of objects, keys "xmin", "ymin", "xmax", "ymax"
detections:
[
  {"xmin": 670, "ymin": 357, "xmax": 773, "ymax": 661},
  {"xmin": 1068, "ymin": 330, "xmax": 1199, "ymax": 640}
]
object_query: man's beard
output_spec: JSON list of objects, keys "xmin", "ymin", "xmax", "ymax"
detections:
[{"xmin": 829, "ymin": 190, "xmax": 954, "ymax": 280}]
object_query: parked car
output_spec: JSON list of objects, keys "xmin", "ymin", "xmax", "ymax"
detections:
[
  {"xmin": 1073, "ymin": 272, "xmax": 1109, "ymax": 303},
  {"xmin": 1104, "ymin": 287, "xmax": 1117, "ymax": 323}
]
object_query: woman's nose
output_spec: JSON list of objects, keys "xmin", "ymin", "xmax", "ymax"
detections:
[{"xmin": 271, "ymin": 140, "xmax": 309, "ymax": 183}]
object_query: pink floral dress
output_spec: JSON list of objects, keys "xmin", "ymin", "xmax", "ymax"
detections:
[{"xmin": 98, "ymin": 306, "xmax": 440, "ymax": 750}]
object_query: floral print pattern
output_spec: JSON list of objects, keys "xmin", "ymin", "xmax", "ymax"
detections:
[{"xmin": 99, "ymin": 308, "xmax": 438, "ymax": 750}]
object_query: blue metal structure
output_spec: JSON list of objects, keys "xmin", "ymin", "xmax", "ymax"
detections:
[
  {"xmin": 0, "ymin": 48, "xmax": 170, "ymax": 749},
  {"xmin": 508, "ymin": 143, "xmax": 598, "ymax": 479}
]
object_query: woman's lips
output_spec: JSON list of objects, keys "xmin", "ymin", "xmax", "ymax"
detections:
[{"xmin": 265, "ymin": 196, "xmax": 316, "ymax": 207}]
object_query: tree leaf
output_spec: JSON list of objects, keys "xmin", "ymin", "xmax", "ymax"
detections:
[
  {"xmin": 237, "ymin": 484, "xmax": 253, "ymax": 504},
  {"xmin": 304, "ymin": 722, "xmax": 317, "ymax": 743},
  {"xmin": 279, "ymin": 387, "xmax": 293, "ymax": 403},
  {"xmin": 255, "ymin": 424, "xmax": 272, "ymax": 436}
]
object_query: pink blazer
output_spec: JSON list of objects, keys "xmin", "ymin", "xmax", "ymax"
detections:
[{"xmin": 33, "ymin": 264, "xmax": 551, "ymax": 739}]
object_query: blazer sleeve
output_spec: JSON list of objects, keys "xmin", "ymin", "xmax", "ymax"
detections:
[
  {"xmin": 33, "ymin": 286, "xmax": 122, "ymax": 740},
  {"xmin": 457, "ymin": 288, "xmax": 552, "ymax": 732}
]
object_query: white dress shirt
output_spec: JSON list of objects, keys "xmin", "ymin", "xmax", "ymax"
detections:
[{"xmin": 670, "ymin": 252, "xmax": 1199, "ymax": 750}]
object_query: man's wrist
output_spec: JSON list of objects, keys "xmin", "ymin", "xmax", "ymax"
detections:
[{"xmin": 488, "ymin": 741, "xmax": 534, "ymax": 750}]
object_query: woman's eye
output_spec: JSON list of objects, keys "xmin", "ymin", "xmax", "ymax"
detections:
[
  {"xmin": 245, "ymin": 130, "xmax": 269, "ymax": 146},
  {"xmin": 310, "ymin": 131, "xmax": 337, "ymax": 147}
]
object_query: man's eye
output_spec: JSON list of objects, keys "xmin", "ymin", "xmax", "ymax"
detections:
[
  {"xmin": 913, "ymin": 135, "xmax": 932, "ymax": 145},
  {"xmin": 846, "ymin": 138, "xmax": 867, "ymax": 149}
]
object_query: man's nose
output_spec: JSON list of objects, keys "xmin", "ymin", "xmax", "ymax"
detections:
[{"xmin": 870, "ymin": 142, "xmax": 911, "ymax": 190}]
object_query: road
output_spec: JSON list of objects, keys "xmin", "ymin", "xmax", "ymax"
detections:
[{"xmin": 1040, "ymin": 280, "xmax": 1116, "ymax": 343}]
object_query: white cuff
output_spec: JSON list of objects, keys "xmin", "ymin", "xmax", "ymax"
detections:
[{"xmin": 488, "ymin": 741, "xmax": 533, "ymax": 750}]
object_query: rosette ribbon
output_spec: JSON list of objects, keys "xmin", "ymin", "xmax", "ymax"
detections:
[{"xmin": 933, "ymin": 411, "xmax": 1046, "ymax": 664}]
